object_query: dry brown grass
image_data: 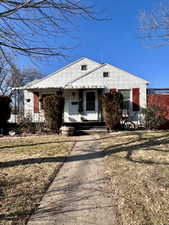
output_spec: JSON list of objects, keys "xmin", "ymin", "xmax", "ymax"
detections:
[
  {"xmin": 101, "ymin": 131, "xmax": 169, "ymax": 225},
  {"xmin": 0, "ymin": 135, "xmax": 75, "ymax": 225}
]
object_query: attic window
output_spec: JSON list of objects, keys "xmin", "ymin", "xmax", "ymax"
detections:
[
  {"xmin": 81, "ymin": 65, "xmax": 87, "ymax": 71},
  {"xmin": 103, "ymin": 72, "xmax": 109, "ymax": 77}
]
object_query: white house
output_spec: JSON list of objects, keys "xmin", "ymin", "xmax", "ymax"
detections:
[{"xmin": 20, "ymin": 57, "xmax": 149, "ymax": 123}]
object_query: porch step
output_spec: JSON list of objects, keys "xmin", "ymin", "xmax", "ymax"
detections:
[
  {"xmin": 63, "ymin": 122, "xmax": 107, "ymax": 135},
  {"xmin": 63, "ymin": 122, "xmax": 106, "ymax": 129}
]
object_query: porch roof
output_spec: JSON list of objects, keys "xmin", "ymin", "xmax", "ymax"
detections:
[{"xmin": 14, "ymin": 85, "xmax": 105, "ymax": 90}]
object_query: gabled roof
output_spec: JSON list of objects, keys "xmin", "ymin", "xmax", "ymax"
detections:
[
  {"xmin": 30, "ymin": 57, "xmax": 89, "ymax": 87},
  {"xmin": 65, "ymin": 63, "xmax": 149, "ymax": 89},
  {"xmin": 106, "ymin": 63, "xmax": 149, "ymax": 84},
  {"xmin": 20, "ymin": 57, "xmax": 149, "ymax": 90},
  {"xmin": 28, "ymin": 57, "xmax": 102, "ymax": 89}
]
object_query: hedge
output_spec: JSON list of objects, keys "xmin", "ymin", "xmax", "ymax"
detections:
[
  {"xmin": 44, "ymin": 95, "xmax": 64, "ymax": 133},
  {"xmin": 101, "ymin": 92, "xmax": 123, "ymax": 132},
  {"xmin": 0, "ymin": 95, "xmax": 11, "ymax": 133}
]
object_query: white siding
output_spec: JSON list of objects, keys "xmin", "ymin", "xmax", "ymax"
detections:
[
  {"xmin": 30, "ymin": 58, "xmax": 101, "ymax": 89},
  {"xmin": 24, "ymin": 90, "xmax": 34, "ymax": 118},
  {"xmin": 70, "ymin": 64, "xmax": 147, "ymax": 89},
  {"xmin": 24, "ymin": 90, "xmax": 44, "ymax": 122}
]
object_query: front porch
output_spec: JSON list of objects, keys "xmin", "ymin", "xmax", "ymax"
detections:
[
  {"xmin": 64, "ymin": 88, "xmax": 103, "ymax": 123},
  {"xmin": 24, "ymin": 88, "xmax": 104, "ymax": 123}
]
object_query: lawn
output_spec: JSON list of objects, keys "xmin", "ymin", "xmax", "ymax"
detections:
[
  {"xmin": 101, "ymin": 131, "xmax": 169, "ymax": 225},
  {"xmin": 0, "ymin": 135, "xmax": 75, "ymax": 225}
]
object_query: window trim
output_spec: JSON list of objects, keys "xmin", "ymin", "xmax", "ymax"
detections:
[{"xmin": 83, "ymin": 90, "xmax": 97, "ymax": 113}]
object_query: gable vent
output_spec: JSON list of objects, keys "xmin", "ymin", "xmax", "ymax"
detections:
[
  {"xmin": 103, "ymin": 72, "xmax": 109, "ymax": 77},
  {"xmin": 81, "ymin": 65, "xmax": 87, "ymax": 71}
]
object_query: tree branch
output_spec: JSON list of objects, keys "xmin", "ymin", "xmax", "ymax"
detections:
[{"xmin": 0, "ymin": 0, "xmax": 100, "ymax": 57}]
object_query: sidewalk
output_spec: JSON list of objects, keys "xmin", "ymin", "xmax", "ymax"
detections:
[{"xmin": 28, "ymin": 135, "xmax": 116, "ymax": 225}]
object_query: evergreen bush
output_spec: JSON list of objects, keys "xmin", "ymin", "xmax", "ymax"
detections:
[
  {"xmin": 101, "ymin": 92, "xmax": 123, "ymax": 132},
  {"xmin": 44, "ymin": 95, "xmax": 64, "ymax": 133},
  {"xmin": 0, "ymin": 95, "xmax": 11, "ymax": 134},
  {"xmin": 144, "ymin": 104, "xmax": 167, "ymax": 130}
]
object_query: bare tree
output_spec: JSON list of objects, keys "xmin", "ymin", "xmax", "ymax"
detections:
[
  {"xmin": 0, "ymin": 53, "xmax": 12, "ymax": 95},
  {"xmin": 8, "ymin": 65, "xmax": 43, "ymax": 88},
  {"xmin": 20, "ymin": 66, "xmax": 43, "ymax": 84},
  {"xmin": 8, "ymin": 64, "xmax": 43, "ymax": 114},
  {"xmin": 0, "ymin": 52, "xmax": 43, "ymax": 95},
  {"xmin": 140, "ymin": 3, "xmax": 169, "ymax": 47},
  {"xmin": 0, "ymin": 0, "xmax": 98, "ymax": 58}
]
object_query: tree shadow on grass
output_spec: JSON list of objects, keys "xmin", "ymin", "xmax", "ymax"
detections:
[
  {"xmin": 0, "ymin": 132, "xmax": 136, "ymax": 150},
  {"xmin": 1, "ymin": 132, "xmax": 169, "ymax": 168},
  {"xmin": 27, "ymin": 176, "xmax": 113, "ymax": 223},
  {"xmin": 106, "ymin": 132, "xmax": 169, "ymax": 165},
  {"xmin": 1, "ymin": 176, "xmax": 112, "ymax": 224}
]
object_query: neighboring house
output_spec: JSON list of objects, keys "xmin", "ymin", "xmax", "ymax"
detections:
[{"xmin": 18, "ymin": 57, "xmax": 149, "ymax": 123}]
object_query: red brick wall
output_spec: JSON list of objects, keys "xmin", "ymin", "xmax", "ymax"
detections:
[{"xmin": 147, "ymin": 94, "xmax": 169, "ymax": 129}]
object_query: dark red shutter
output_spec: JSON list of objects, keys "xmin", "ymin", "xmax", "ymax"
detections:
[
  {"xmin": 110, "ymin": 88, "xmax": 116, "ymax": 93},
  {"xmin": 132, "ymin": 88, "xmax": 140, "ymax": 111},
  {"xmin": 33, "ymin": 92, "xmax": 39, "ymax": 113}
]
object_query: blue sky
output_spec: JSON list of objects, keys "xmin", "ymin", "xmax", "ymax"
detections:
[{"xmin": 20, "ymin": 0, "xmax": 169, "ymax": 88}]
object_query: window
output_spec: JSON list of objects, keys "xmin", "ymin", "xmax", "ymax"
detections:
[
  {"xmin": 81, "ymin": 65, "xmax": 87, "ymax": 70},
  {"xmin": 103, "ymin": 72, "xmax": 109, "ymax": 77},
  {"xmin": 40, "ymin": 94, "xmax": 51, "ymax": 110},
  {"xmin": 86, "ymin": 92, "xmax": 95, "ymax": 111},
  {"xmin": 118, "ymin": 89, "xmax": 131, "ymax": 110},
  {"xmin": 71, "ymin": 102, "xmax": 78, "ymax": 105}
]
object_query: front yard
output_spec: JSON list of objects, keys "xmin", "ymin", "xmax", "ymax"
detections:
[
  {"xmin": 1, "ymin": 131, "xmax": 169, "ymax": 225},
  {"xmin": 101, "ymin": 131, "xmax": 169, "ymax": 225},
  {"xmin": 0, "ymin": 135, "xmax": 75, "ymax": 225}
]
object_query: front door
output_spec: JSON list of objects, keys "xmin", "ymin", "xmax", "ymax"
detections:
[{"xmin": 83, "ymin": 90, "xmax": 98, "ymax": 121}]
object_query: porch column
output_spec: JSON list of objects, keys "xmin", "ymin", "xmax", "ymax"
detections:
[
  {"xmin": 79, "ymin": 89, "xmax": 83, "ymax": 114},
  {"xmin": 98, "ymin": 89, "xmax": 104, "ymax": 121}
]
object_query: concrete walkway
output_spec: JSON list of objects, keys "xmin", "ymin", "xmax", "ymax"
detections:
[{"xmin": 28, "ymin": 135, "xmax": 116, "ymax": 225}]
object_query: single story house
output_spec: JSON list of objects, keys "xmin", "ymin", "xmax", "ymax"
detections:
[{"xmin": 18, "ymin": 57, "xmax": 149, "ymax": 123}]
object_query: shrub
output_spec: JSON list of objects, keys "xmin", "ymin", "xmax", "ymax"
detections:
[
  {"xmin": 18, "ymin": 113, "xmax": 46, "ymax": 134},
  {"xmin": 44, "ymin": 95, "xmax": 64, "ymax": 133},
  {"xmin": 18, "ymin": 114, "xmax": 35, "ymax": 134},
  {"xmin": 0, "ymin": 95, "xmax": 11, "ymax": 134},
  {"xmin": 144, "ymin": 104, "xmax": 167, "ymax": 130},
  {"xmin": 101, "ymin": 92, "xmax": 123, "ymax": 132}
]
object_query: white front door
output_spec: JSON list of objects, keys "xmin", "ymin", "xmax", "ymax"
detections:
[{"xmin": 83, "ymin": 90, "xmax": 98, "ymax": 121}]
